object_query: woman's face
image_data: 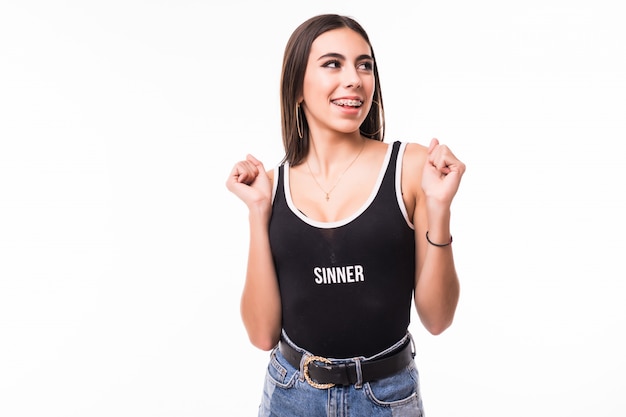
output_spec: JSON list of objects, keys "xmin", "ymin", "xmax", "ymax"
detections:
[{"xmin": 300, "ymin": 27, "xmax": 375, "ymax": 137}]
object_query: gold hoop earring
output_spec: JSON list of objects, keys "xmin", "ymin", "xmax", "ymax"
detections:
[
  {"xmin": 360, "ymin": 100, "xmax": 385, "ymax": 137},
  {"xmin": 295, "ymin": 103, "xmax": 303, "ymax": 139}
]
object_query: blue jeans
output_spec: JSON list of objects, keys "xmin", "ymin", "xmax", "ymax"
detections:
[{"xmin": 258, "ymin": 332, "xmax": 424, "ymax": 417}]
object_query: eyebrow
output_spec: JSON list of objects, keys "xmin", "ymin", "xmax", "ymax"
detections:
[{"xmin": 317, "ymin": 52, "xmax": 374, "ymax": 62}]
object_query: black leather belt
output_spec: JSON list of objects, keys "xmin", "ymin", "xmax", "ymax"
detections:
[{"xmin": 278, "ymin": 338, "xmax": 414, "ymax": 389}]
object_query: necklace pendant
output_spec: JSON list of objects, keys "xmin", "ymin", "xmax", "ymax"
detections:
[{"xmin": 306, "ymin": 139, "xmax": 366, "ymax": 204}]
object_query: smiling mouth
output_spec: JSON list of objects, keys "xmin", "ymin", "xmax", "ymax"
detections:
[{"xmin": 331, "ymin": 99, "xmax": 363, "ymax": 107}]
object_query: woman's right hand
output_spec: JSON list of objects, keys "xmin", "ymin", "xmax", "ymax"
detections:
[{"xmin": 225, "ymin": 154, "xmax": 272, "ymax": 210}]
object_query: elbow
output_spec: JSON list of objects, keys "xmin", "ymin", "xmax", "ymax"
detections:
[
  {"xmin": 416, "ymin": 283, "xmax": 460, "ymax": 336},
  {"xmin": 249, "ymin": 335, "xmax": 279, "ymax": 351},
  {"xmin": 245, "ymin": 327, "xmax": 281, "ymax": 351},
  {"xmin": 240, "ymin": 301, "xmax": 281, "ymax": 351},
  {"xmin": 420, "ymin": 311, "xmax": 455, "ymax": 335},
  {"xmin": 424, "ymin": 319, "xmax": 453, "ymax": 335}
]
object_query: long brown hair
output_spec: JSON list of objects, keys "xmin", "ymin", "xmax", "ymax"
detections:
[{"xmin": 280, "ymin": 14, "xmax": 385, "ymax": 166}]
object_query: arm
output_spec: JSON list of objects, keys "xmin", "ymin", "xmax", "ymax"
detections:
[
  {"xmin": 405, "ymin": 140, "xmax": 466, "ymax": 335},
  {"xmin": 225, "ymin": 154, "xmax": 282, "ymax": 350}
]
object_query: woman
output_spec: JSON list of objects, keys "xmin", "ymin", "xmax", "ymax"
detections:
[{"xmin": 226, "ymin": 13, "xmax": 466, "ymax": 417}]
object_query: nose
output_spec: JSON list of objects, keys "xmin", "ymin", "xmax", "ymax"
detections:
[{"xmin": 343, "ymin": 67, "xmax": 362, "ymax": 89}]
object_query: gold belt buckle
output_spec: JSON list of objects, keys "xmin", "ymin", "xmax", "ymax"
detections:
[{"xmin": 303, "ymin": 355, "xmax": 335, "ymax": 389}]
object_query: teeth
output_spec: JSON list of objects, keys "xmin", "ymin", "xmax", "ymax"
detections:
[{"xmin": 333, "ymin": 99, "xmax": 362, "ymax": 107}]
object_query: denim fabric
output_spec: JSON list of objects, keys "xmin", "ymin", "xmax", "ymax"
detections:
[{"xmin": 258, "ymin": 333, "xmax": 424, "ymax": 417}]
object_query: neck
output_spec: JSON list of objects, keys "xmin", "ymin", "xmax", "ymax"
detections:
[{"xmin": 306, "ymin": 136, "xmax": 366, "ymax": 179}]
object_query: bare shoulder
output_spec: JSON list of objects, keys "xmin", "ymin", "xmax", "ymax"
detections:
[
  {"xmin": 399, "ymin": 142, "xmax": 428, "ymax": 216},
  {"xmin": 401, "ymin": 142, "xmax": 429, "ymax": 182},
  {"xmin": 403, "ymin": 141, "xmax": 428, "ymax": 164}
]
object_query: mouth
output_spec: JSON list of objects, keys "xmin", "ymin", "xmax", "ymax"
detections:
[{"xmin": 331, "ymin": 99, "xmax": 363, "ymax": 108}]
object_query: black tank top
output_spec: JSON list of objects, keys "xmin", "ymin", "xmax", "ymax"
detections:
[{"xmin": 269, "ymin": 141, "xmax": 415, "ymax": 358}]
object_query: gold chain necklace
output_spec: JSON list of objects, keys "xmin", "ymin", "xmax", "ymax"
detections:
[{"xmin": 305, "ymin": 141, "xmax": 366, "ymax": 202}]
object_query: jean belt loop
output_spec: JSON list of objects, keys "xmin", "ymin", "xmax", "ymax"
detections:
[
  {"xmin": 354, "ymin": 358, "xmax": 363, "ymax": 389},
  {"xmin": 298, "ymin": 354, "xmax": 308, "ymax": 382},
  {"xmin": 408, "ymin": 331, "xmax": 416, "ymax": 359}
]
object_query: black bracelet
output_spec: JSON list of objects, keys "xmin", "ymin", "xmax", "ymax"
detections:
[{"xmin": 426, "ymin": 231, "xmax": 453, "ymax": 247}]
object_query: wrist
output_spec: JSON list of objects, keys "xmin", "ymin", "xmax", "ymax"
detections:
[
  {"xmin": 248, "ymin": 203, "xmax": 272, "ymax": 224},
  {"xmin": 426, "ymin": 231, "xmax": 453, "ymax": 247},
  {"xmin": 425, "ymin": 197, "xmax": 451, "ymax": 215}
]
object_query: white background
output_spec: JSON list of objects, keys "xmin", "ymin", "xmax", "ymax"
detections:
[{"xmin": 1, "ymin": 1, "xmax": 625, "ymax": 416}]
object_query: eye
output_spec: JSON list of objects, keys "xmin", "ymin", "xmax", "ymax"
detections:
[
  {"xmin": 357, "ymin": 61, "xmax": 373, "ymax": 71},
  {"xmin": 322, "ymin": 59, "xmax": 341, "ymax": 69}
]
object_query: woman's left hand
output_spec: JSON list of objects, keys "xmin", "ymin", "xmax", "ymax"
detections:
[{"xmin": 421, "ymin": 138, "xmax": 466, "ymax": 207}]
